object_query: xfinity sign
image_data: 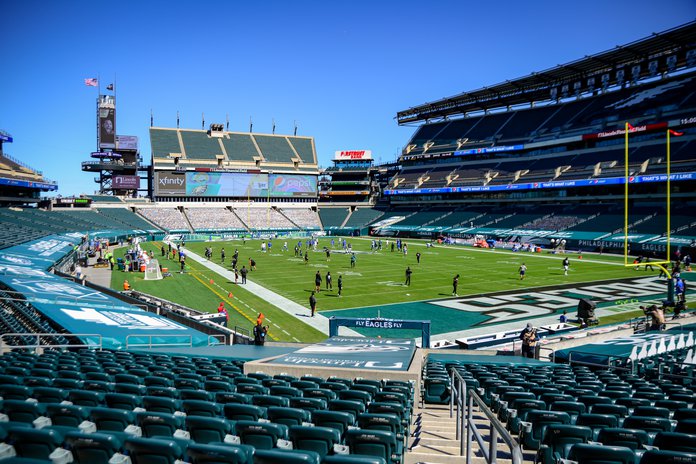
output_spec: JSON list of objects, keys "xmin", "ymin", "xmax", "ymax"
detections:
[{"xmin": 155, "ymin": 172, "xmax": 186, "ymax": 195}]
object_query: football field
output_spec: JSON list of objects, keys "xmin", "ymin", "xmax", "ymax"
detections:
[{"xmin": 109, "ymin": 237, "xmax": 667, "ymax": 343}]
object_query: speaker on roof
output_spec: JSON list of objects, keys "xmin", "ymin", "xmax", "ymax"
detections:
[
  {"xmin": 631, "ymin": 65, "xmax": 641, "ymax": 82},
  {"xmin": 648, "ymin": 60, "xmax": 658, "ymax": 77},
  {"xmin": 667, "ymin": 55, "xmax": 677, "ymax": 72},
  {"xmin": 616, "ymin": 69, "xmax": 625, "ymax": 84},
  {"xmin": 587, "ymin": 77, "xmax": 595, "ymax": 92},
  {"xmin": 601, "ymin": 73, "xmax": 610, "ymax": 90},
  {"xmin": 550, "ymin": 87, "xmax": 558, "ymax": 100}
]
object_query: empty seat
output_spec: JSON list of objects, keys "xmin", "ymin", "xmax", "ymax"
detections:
[
  {"xmin": 137, "ymin": 411, "xmax": 184, "ymax": 440},
  {"xmin": 2, "ymin": 399, "xmax": 45, "ymax": 424},
  {"xmin": 289, "ymin": 397, "xmax": 327, "ymax": 412},
  {"xmin": 45, "ymin": 404, "xmax": 90, "ymax": 432},
  {"xmin": 63, "ymin": 431, "xmax": 124, "ymax": 464},
  {"xmin": 639, "ymin": 450, "xmax": 696, "ymax": 464},
  {"xmin": 622, "ymin": 416, "xmax": 672, "ymax": 440},
  {"xmin": 267, "ymin": 406, "xmax": 311, "ymax": 428},
  {"xmin": 597, "ymin": 428, "xmax": 650, "ymax": 455},
  {"xmin": 329, "ymin": 399, "xmax": 366, "ymax": 420},
  {"xmin": 124, "ymin": 436, "xmax": 185, "ymax": 464},
  {"xmin": 252, "ymin": 394, "xmax": 290, "ymax": 408},
  {"xmin": 590, "ymin": 404, "xmax": 629, "ymax": 419},
  {"xmin": 142, "ymin": 396, "xmax": 180, "ymax": 414},
  {"xmin": 105, "ymin": 392, "xmax": 142, "ymax": 411},
  {"xmin": 653, "ymin": 432, "xmax": 696, "ymax": 453},
  {"xmin": 252, "ymin": 448, "xmax": 321, "ymax": 464},
  {"xmin": 323, "ymin": 455, "xmax": 387, "ymax": 464},
  {"xmin": 215, "ymin": 392, "xmax": 252, "ymax": 405},
  {"xmin": 633, "ymin": 406, "xmax": 671, "ymax": 419},
  {"xmin": 312, "ymin": 410, "xmax": 355, "ymax": 439},
  {"xmin": 186, "ymin": 442, "xmax": 254, "ymax": 464},
  {"xmin": 181, "ymin": 399, "xmax": 221, "ymax": 418},
  {"xmin": 5, "ymin": 427, "xmax": 68, "ymax": 461},
  {"xmin": 186, "ymin": 415, "xmax": 233, "ymax": 444},
  {"xmin": 234, "ymin": 420, "xmax": 289, "ymax": 450},
  {"xmin": 90, "ymin": 407, "xmax": 136, "ymax": 441},
  {"xmin": 576, "ymin": 413, "xmax": 620, "ymax": 440},
  {"xmin": 346, "ymin": 428, "xmax": 398, "ymax": 464},
  {"xmin": 550, "ymin": 401, "xmax": 586, "ymax": 424},
  {"xmin": 224, "ymin": 403, "xmax": 267, "ymax": 422},
  {"xmin": 520, "ymin": 410, "xmax": 571, "ymax": 451},
  {"xmin": 0, "ymin": 384, "xmax": 32, "ymax": 401},
  {"xmin": 289, "ymin": 425, "xmax": 341, "ymax": 460},
  {"xmin": 536, "ymin": 424, "xmax": 592, "ymax": 464},
  {"xmin": 69, "ymin": 390, "xmax": 104, "ymax": 407},
  {"xmin": 568, "ymin": 443, "xmax": 635, "ymax": 464}
]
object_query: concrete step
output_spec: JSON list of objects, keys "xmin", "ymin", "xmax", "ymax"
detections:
[{"xmin": 405, "ymin": 452, "xmax": 515, "ymax": 464}]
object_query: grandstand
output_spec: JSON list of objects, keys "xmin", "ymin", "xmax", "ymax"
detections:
[{"xmin": 2, "ymin": 21, "xmax": 696, "ymax": 464}]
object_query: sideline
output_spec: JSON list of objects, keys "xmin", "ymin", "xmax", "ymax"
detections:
[{"xmin": 175, "ymin": 242, "xmax": 362, "ymax": 338}]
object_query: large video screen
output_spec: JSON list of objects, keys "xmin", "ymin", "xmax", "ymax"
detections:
[
  {"xmin": 154, "ymin": 171, "xmax": 317, "ymax": 197},
  {"xmin": 269, "ymin": 174, "xmax": 317, "ymax": 197}
]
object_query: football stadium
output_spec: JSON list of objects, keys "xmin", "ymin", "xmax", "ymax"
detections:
[{"xmin": 0, "ymin": 19, "xmax": 695, "ymax": 464}]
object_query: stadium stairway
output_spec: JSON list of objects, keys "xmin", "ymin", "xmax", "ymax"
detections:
[{"xmin": 406, "ymin": 403, "xmax": 517, "ymax": 464}]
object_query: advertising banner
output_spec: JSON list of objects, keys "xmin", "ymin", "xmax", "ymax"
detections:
[
  {"xmin": 98, "ymin": 95, "xmax": 116, "ymax": 149},
  {"xmin": 270, "ymin": 336, "xmax": 416, "ymax": 371},
  {"xmin": 116, "ymin": 135, "xmax": 138, "ymax": 151},
  {"xmin": 113, "ymin": 175, "xmax": 140, "ymax": 189},
  {"xmin": 334, "ymin": 150, "xmax": 372, "ymax": 161},
  {"xmin": 269, "ymin": 174, "xmax": 317, "ymax": 197},
  {"xmin": 154, "ymin": 171, "xmax": 186, "ymax": 196}
]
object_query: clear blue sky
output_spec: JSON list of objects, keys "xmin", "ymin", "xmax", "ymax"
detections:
[{"xmin": 1, "ymin": 0, "xmax": 693, "ymax": 196}]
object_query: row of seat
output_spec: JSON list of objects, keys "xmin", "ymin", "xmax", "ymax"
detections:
[{"xmin": 1, "ymin": 426, "xmax": 389, "ymax": 464}]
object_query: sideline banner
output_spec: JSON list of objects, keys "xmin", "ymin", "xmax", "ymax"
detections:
[{"xmin": 270, "ymin": 336, "xmax": 416, "ymax": 371}]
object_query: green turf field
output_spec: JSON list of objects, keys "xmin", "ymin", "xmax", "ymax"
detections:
[{"xmin": 109, "ymin": 237, "xmax": 656, "ymax": 342}]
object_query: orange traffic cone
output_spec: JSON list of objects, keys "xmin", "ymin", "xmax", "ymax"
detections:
[
  {"xmin": 209, "ymin": 279, "xmax": 214, "ymax": 284},
  {"xmin": 228, "ymin": 292, "xmax": 233, "ymax": 298}
]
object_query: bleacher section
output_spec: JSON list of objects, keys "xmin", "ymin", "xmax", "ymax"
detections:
[
  {"xmin": 253, "ymin": 135, "xmax": 297, "ymax": 163},
  {"xmin": 138, "ymin": 208, "xmax": 191, "ymax": 232},
  {"xmin": 0, "ymin": 208, "xmax": 153, "ymax": 237},
  {"xmin": 150, "ymin": 129, "xmax": 183, "ymax": 158},
  {"xmin": 344, "ymin": 209, "xmax": 384, "ymax": 229},
  {"xmin": 0, "ymin": 349, "xmax": 414, "ymax": 464},
  {"xmin": 318, "ymin": 208, "xmax": 351, "ymax": 229},
  {"xmin": 424, "ymin": 344, "xmax": 696, "ymax": 464},
  {"xmin": 95, "ymin": 208, "xmax": 160, "ymax": 231},
  {"xmin": 234, "ymin": 208, "xmax": 295, "ymax": 230},
  {"xmin": 288, "ymin": 137, "xmax": 316, "ymax": 164},
  {"xmin": 180, "ymin": 131, "xmax": 224, "ymax": 160},
  {"xmin": 222, "ymin": 133, "xmax": 261, "ymax": 162},
  {"xmin": 280, "ymin": 208, "xmax": 322, "ymax": 229},
  {"xmin": 185, "ymin": 207, "xmax": 247, "ymax": 231}
]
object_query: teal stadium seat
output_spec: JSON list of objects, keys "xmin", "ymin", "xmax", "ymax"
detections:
[
  {"xmin": 215, "ymin": 392, "xmax": 252, "ymax": 405},
  {"xmin": 576, "ymin": 413, "xmax": 620, "ymax": 440},
  {"xmin": 89, "ymin": 407, "xmax": 136, "ymax": 441},
  {"xmin": 233, "ymin": 420, "xmax": 289, "ymax": 450},
  {"xmin": 185, "ymin": 415, "xmax": 233, "ymax": 444},
  {"xmin": 312, "ymin": 410, "xmax": 355, "ymax": 439},
  {"xmin": 252, "ymin": 448, "xmax": 321, "ymax": 464},
  {"xmin": 289, "ymin": 425, "xmax": 341, "ymax": 459},
  {"xmin": 597, "ymin": 428, "xmax": 651, "ymax": 461},
  {"xmin": 142, "ymin": 396, "xmax": 180, "ymax": 414},
  {"xmin": 181, "ymin": 399, "xmax": 221, "ymax": 417},
  {"xmin": 323, "ymin": 455, "xmax": 387, "ymax": 464},
  {"xmin": 568, "ymin": 443, "xmax": 635, "ymax": 464},
  {"xmin": 0, "ymin": 384, "xmax": 32, "ymax": 401},
  {"xmin": 137, "ymin": 411, "xmax": 184, "ymax": 440},
  {"xmin": 639, "ymin": 450, "xmax": 696, "ymax": 464},
  {"xmin": 223, "ymin": 403, "xmax": 267, "ymax": 422},
  {"xmin": 6, "ymin": 427, "xmax": 67, "ymax": 461},
  {"xmin": 186, "ymin": 442, "xmax": 254, "ymax": 464},
  {"xmin": 622, "ymin": 416, "xmax": 673, "ymax": 440},
  {"xmin": 519, "ymin": 410, "xmax": 571, "ymax": 450},
  {"xmin": 329, "ymin": 399, "xmax": 366, "ymax": 420},
  {"xmin": 2, "ymin": 399, "xmax": 45, "ymax": 424},
  {"xmin": 252, "ymin": 394, "xmax": 290, "ymax": 408},
  {"xmin": 32, "ymin": 386, "xmax": 67, "ymax": 404},
  {"xmin": 124, "ymin": 437, "xmax": 185, "ymax": 464},
  {"xmin": 105, "ymin": 392, "xmax": 142, "ymax": 411},
  {"xmin": 266, "ymin": 406, "xmax": 311, "ymax": 427},
  {"xmin": 653, "ymin": 431, "xmax": 696, "ymax": 452},
  {"xmin": 536, "ymin": 424, "xmax": 592, "ymax": 464},
  {"xmin": 346, "ymin": 428, "xmax": 399, "ymax": 464},
  {"xmin": 63, "ymin": 431, "xmax": 124, "ymax": 464}
]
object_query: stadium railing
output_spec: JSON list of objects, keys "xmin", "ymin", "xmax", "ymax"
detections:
[
  {"xmin": 450, "ymin": 368, "xmax": 523, "ymax": 464},
  {"xmin": 0, "ymin": 332, "xmax": 103, "ymax": 352}
]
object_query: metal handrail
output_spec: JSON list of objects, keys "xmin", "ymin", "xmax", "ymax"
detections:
[
  {"xmin": 125, "ymin": 334, "xmax": 193, "ymax": 349},
  {"xmin": 450, "ymin": 368, "xmax": 523, "ymax": 464},
  {"xmin": 0, "ymin": 333, "xmax": 103, "ymax": 351}
]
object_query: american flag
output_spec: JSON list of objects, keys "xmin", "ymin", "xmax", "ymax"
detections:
[{"xmin": 84, "ymin": 78, "xmax": 98, "ymax": 87}]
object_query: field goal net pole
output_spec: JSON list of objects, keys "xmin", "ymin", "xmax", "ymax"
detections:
[{"xmin": 624, "ymin": 123, "xmax": 674, "ymax": 300}]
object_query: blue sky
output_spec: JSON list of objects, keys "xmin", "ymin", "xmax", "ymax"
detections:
[{"xmin": 0, "ymin": 1, "xmax": 693, "ymax": 196}]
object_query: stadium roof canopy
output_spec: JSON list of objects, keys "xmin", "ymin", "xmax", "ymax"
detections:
[{"xmin": 397, "ymin": 20, "xmax": 696, "ymax": 124}]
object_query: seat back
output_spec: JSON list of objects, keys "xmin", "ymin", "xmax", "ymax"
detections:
[
  {"xmin": 186, "ymin": 415, "xmax": 232, "ymax": 444},
  {"xmin": 597, "ymin": 427, "xmax": 651, "ymax": 450},
  {"xmin": 312, "ymin": 410, "xmax": 355, "ymax": 438},
  {"xmin": 137, "ymin": 411, "xmax": 183, "ymax": 438},
  {"xmin": 6, "ymin": 427, "xmax": 63, "ymax": 459},
  {"xmin": 223, "ymin": 403, "xmax": 267, "ymax": 422},
  {"xmin": 253, "ymin": 449, "xmax": 321, "ymax": 464},
  {"xmin": 639, "ymin": 450, "xmax": 696, "ymax": 464},
  {"xmin": 234, "ymin": 420, "xmax": 289, "ymax": 450},
  {"xmin": 568, "ymin": 443, "xmax": 635, "ymax": 464},
  {"xmin": 537, "ymin": 424, "xmax": 592, "ymax": 464},
  {"xmin": 186, "ymin": 442, "xmax": 254, "ymax": 464},
  {"xmin": 289, "ymin": 425, "xmax": 341, "ymax": 459},
  {"xmin": 64, "ymin": 431, "xmax": 122, "ymax": 464},
  {"xmin": 653, "ymin": 432, "xmax": 696, "ymax": 453},
  {"xmin": 267, "ymin": 406, "xmax": 311, "ymax": 428},
  {"xmin": 346, "ymin": 428, "xmax": 398, "ymax": 464},
  {"xmin": 46, "ymin": 404, "xmax": 89, "ymax": 428},
  {"xmin": 124, "ymin": 436, "xmax": 184, "ymax": 464}
]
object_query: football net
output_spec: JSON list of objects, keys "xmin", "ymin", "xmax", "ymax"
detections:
[{"xmin": 144, "ymin": 259, "xmax": 163, "ymax": 281}]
